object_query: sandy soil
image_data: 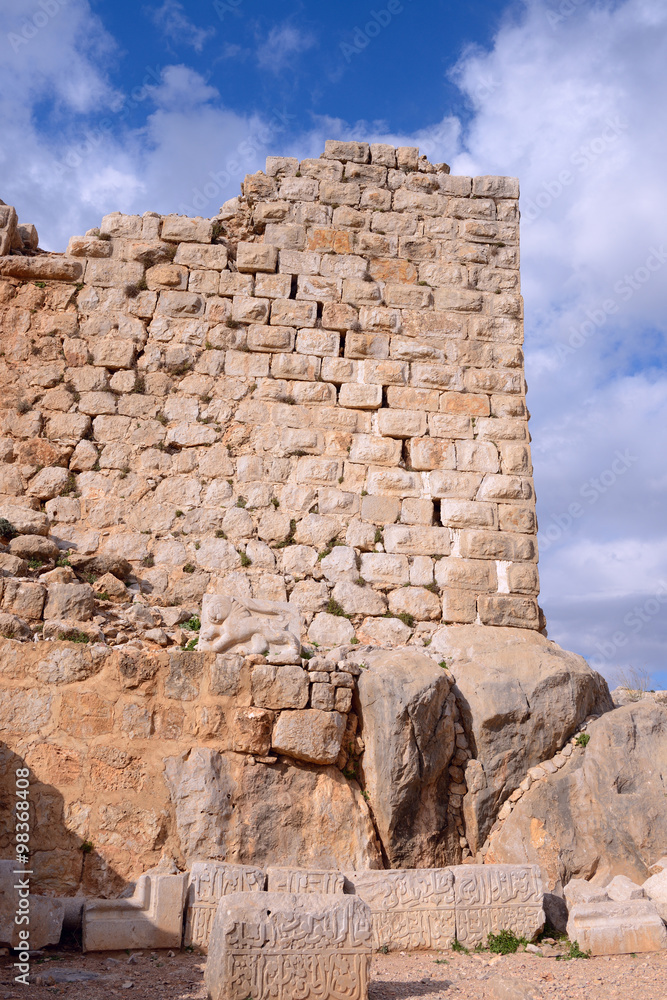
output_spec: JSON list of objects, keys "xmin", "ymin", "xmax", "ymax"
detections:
[{"xmin": 2, "ymin": 945, "xmax": 667, "ymax": 998}]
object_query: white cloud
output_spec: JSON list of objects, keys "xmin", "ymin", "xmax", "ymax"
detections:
[
  {"xmin": 148, "ymin": 0, "xmax": 215, "ymax": 53},
  {"xmin": 256, "ymin": 24, "xmax": 316, "ymax": 73}
]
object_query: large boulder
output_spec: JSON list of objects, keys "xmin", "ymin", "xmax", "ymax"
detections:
[
  {"xmin": 430, "ymin": 625, "xmax": 613, "ymax": 852},
  {"xmin": 164, "ymin": 747, "xmax": 382, "ymax": 870},
  {"xmin": 355, "ymin": 648, "xmax": 460, "ymax": 868},
  {"xmin": 486, "ymin": 702, "xmax": 667, "ymax": 891}
]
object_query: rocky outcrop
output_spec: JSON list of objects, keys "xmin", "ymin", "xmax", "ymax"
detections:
[
  {"xmin": 355, "ymin": 648, "xmax": 463, "ymax": 868},
  {"xmin": 164, "ymin": 747, "xmax": 382, "ymax": 870},
  {"xmin": 485, "ymin": 702, "xmax": 667, "ymax": 891},
  {"xmin": 430, "ymin": 624, "xmax": 613, "ymax": 852}
]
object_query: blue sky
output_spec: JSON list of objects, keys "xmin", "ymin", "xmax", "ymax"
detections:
[{"xmin": 1, "ymin": 0, "xmax": 666, "ymax": 687}]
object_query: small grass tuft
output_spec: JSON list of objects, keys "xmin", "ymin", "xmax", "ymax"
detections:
[
  {"xmin": 575, "ymin": 733, "xmax": 590, "ymax": 748},
  {"xmin": 326, "ymin": 598, "xmax": 350, "ymax": 618},
  {"xmin": 182, "ymin": 616, "xmax": 201, "ymax": 632},
  {"xmin": 487, "ymin": 929, "xmax": 527, "ymax": 955}
]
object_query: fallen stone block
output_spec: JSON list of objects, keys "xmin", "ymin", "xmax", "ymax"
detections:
[
  {"xmin": 83, "ymin": 873, "xmax": 187, "ymax": 952},
  {"xmin": 0, "ymin": 255, "xmax": 83, "ymax": 282},
  {"xmin": 0, "ymin": 861, "xmax": 64, "ymax": 949},
  {"xmin": 566, "ymin": 899, "xmax": 667, "ymax": 956},
  {"xmin": 564, "ymin": 878, "xmax": 609, "ymax": 909},
  {"xmin": 344, "ymin": 868, "xmax": 456, "ymax": 952},
  {"xmin": 205, "ymin": 892, "xmax": 372, "ymax": 1000},
  {"xmin": 184, "ymin": 861, "xmax": 265, "ymax": 952},
  {"xmin": 266, "ymin": 867, "xmax": 345, "ymax": 894},
  {"xmin": 642, "ymin": 869, "xmax": 667, "ymax": 921},
  {"xmin": 453, "ymin": 865, "xmax": 544, "ymax": 947},
  {"xmin": 605, "ymin": 874, "xmax": 644, "ymax": 903}
]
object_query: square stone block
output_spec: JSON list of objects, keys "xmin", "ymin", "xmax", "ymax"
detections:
[
  {"xmin": 344, "ymin": 869, "xmax": 455, "ymax": 952},
  {"xmin": 83, "ymin": 873, "xmax": 187, "ymax": 952},
  {"xmin": 566, "ymin": 899, "xmax": 667, "ymax": 956},
  {"xmin": 205, "ymin": 892, "xmax": 372, "ymax": 1000},
  {"xmin": 453, "ymin": 865, "xmax": 544, "ymax": 947}
]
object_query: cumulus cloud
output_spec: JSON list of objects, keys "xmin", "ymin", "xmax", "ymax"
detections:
[
  {"xmin": 256, "ymin": 24, "xmax": 316, "ymax": 73},
  {"xmin": 148, "ymin": 0, "xmax": 215, "ymax": 53}
]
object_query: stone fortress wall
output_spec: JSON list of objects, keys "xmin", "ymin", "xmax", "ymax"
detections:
[{"xmin": 0, "ymin": 139, "xmax": 538, "ymax": 645}]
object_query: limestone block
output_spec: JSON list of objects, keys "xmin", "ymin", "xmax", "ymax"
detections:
[
  {"xmin": 454, "ymin": 865, "xmax": 544, "ymax": 947},
  {"xmin": 91, "ymin": 338, "xmax": 136, "ymax": 370},
  {"xmin": 349, "ymin": 434, "xmax": 402, "ymax": 466},
  {"xmin": 252, "ymin": 664, "xmax": 309, "ymax": 710},
  {"xmin": 2, "ymin": 580, "xmax": 46, "ymax": 620},
  {"xmin": 478, "ymin": 595, "xmax": 539, "ymax": 629},
  {"xmin": 266, "ymin": 869, "xmax": 345, "ymax": 894},
  {"xmin": 357, "ymin": 615, "xmax": 413, "ymax": 647},
  {"xmin": 43, "ymin": 583, "xmax": 95, "ymax": 622},
  {"xmin": 365, "ymin": 468, "xmax": 421, "ymax": 498},
  {"xmin": 0, "ymin": 553, "xmax": 28, "ymax": 577},
  {"xmin": 605, "ymin": 875, "xmax": 644, "ymax": 903},
  {"xmin": 324, "ymin": 140, "xmax": 370, "ymax": 162},
  {"xmin": 311, "ymin": 683, "xmax": 335, "ymax": 711},
  {"xmin": 0, "ymin": 256, "xmax": 84, "ymax": 282},
  {"xmin": 184, "ymin": 861, "xmax": 266, "ymax": 951},
  {"xmin": 295, "ymin": 329, "xmax": 340, "ymax": 357},
  {"xmin": 0, "ymin": 861, "xmax": 64, "ymax": 949},
  {"xmin": 441, "ymin": 588, "xmax": 477, "ymax": 624},
  {"xmin": 272, "ymin": 709, "xmax": 346, "ymax": 765},
  {"xmin": 247, "ymin": 324, "xmax": 295, "ymax": 353},
  {"xmin": 388, "ymin": 586, "xmax": 441, "ymax": 622},
  {"xmin": 9, "ymin": 534, "xmax": 59, "ymax": 561},
  {"xmin": 175, "ymin": 243, "xmax": 228, "ymax": 269},
  {"xmin": 383, "ymin": 525, "xmax": 450, "ymax": 556},
  {"xmin": 308, "ymin": 612, "xmax": 355, "ymax": 647},
  {"xmin": 338, "ymin": 383, "xmax": 382, "ymax": 409},
  {"xmin": 0, "ymin": 503, "xmax": 50, "ymax": 536},
  {"xmin": 345, "ymin": 332, "xmax": 389, "ymax": 359},
  {"xmin": 378, "ymin": 409, "xmax": 427, "ymax": 438},
  {"xmin": 205, "ymin": 892, "xmax": 372, "ymax": 1000},
  {"xmin": 332, "ymin": 580, "xmax": 387, "ymax": 616},
  {"xmin": 642, "ymin": 869, "xmax": 667, "ymax": 920},
  {"xmin": 320, "ymin": 545, "xmax": 358, "ymax": 583},
  {"xmin": 345, "ymin": 869, "xmax": 455, "ymax": 951},
  {"xmin": 566, "ymin": 900, "xmax": 667, "ymax": 956},
  {"xmin": 359, "ymin": 553, "xmax": 409, "ymax": 586},
  {"xmin": 161, "ymin": 215, "xmax": 212, "ymax": 242},
  {"xmin": 83, "ymin": 873, "xmax": 187, "ymax": 952},
  {"xmin": 237, "ymin": 242, "xmax": 278, "ymax": 273}
]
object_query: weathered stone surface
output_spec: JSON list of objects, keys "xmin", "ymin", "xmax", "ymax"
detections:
[
  {"xmin": 344, "ymin": 868, "xmax": 456, "ymax": 951},
  {"xmin": 44, "ymin": 583, "xmax": 95, "ymax": 621},
  {"xmin": 272, "ymin": 709, "xmax": 346, "ymax": 765},
  {"xmin": 453, "ymin": 865, "xmax": 544, "ymax": 947},
  {"xmin": 205, "ymin": 892, "xmax": 372, "ymax": 1000},
  {"xmin": 0, "ymin": 861, "xmax": 64, "ymax": 949},
  {"xmin": 355, "ymin": 649, "xmax": 459, "ymax": 868},
  {"xmin": 184, "ymin": 861, "xmax": 266, "ymax": 951},
  {"xmin": 266, "ymin": 868, "xmax": 345, "ymax": 894},
  {"xmin": 431, "ymin": 625, "xmax": 612, "ymax": 853},
  {"xmin": 83, "ymin": 873, "xmax": 187, "ymax": 951},
  {"xmin": 307, "ymin": 612, "xmax": 355, "ymax": 647},
  {"xmin": 0, "ymin": 503, "xmax": 50, "ymax": 536},
  {"xmin": 642, "ymin": 869, "xmax": 667, "ymax": 920},
  {"xmin": 564, "ymin": 879, "xmax": 609, "ymax": 908},
  {"xmin": 9, "ymin": 534, "xmax": 59, "ymax": 562},
  {"xmin": 566, "ymin": 899, "xmax": 667, "ymax": 956},
  {"xmin": 164, "ymin": 748, "xmax": 381, "ymax": 869},
  {"xmin": 606, "ymin": 874, "xmax": 644, "ymax": 903}
]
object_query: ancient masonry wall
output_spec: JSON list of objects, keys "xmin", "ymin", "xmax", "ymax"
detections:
[{"xmin": 0, "ymin": 139, "xmax": 538, "ymax": 642}]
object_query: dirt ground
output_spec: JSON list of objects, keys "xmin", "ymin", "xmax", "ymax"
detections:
[{"xmin": 3, "ymin": 944, "xmax": 667, "ymax": 999}]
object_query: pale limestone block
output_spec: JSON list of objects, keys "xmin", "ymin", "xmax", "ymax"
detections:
[
  {"xmin": 388, "ymin": 586, "xmax": 441, "ymax": 622},
  {"xmin": 278, "ymin": 249, "xmax": 321, "ymax": 274},
  {"xmin": 289, "ymin": 580, "xmax": 330, "ymax": 616},
  {"xmin": 300, "ymin": 158, "xmax": 343, "ymax": 181},
  {"xmin": 279, "ymin": 177, "xmax": 319, "ymax": 201},
  {"xmin": 44, "ymin": 583, "xmax": 94, "ymax": 622},
  {"xmin": 440, "ymin": 500, "xmax": 497, "ymax": 529},
  {"xmin": 324, "ymin": 139, "xmax": 370, "ymax": 162},
  {"xmin": 0, "ymin": 861, "xmax": 64, "ymax": 949},
  {"xmin": 359, "ymin": 553, "xmax": 409, "ymax": 586},
  {"xmin": 145, "ymin": 263, "xmax": 187, "ymax": 290},
  {"xmin": 265, "ymin": 155, "xmax": 299, "ymax": 176},
  {"xmin": 566, "ymin": 900, "xmax": 667, "ymax": 956},
  {"xmin": 271, "ymin": 298, "xmax": 317, "ymax": 328},
  {"xmin": 387, "ymin": 386, "xmax": 440, "ymax": 411},
  {"xmin": 232, "ymin": 295, "xmax": 270, "ymax": 324},
  {"xmin": 384, "ymin": 525, "xmax": 450, "ymax": 556},
  {"xmin": 2, "ymin": 580, "xmax": 45, "ymax": 620},
  {"xmin": 506, "ymin": 562, "xmax": 539, "ymax": 595},
  {"xmin": 345, "ymin": 332, "xmax": 389, "ymax": 359},
  {"xmin": 499, "ymin": 442, "xmax": 532, "ymax": 475},
  {"xmin": 321, "ymin": 356, "xmax": 360, "ymax": 384},
  {"xmin": 430, "ymin": 470, "xmax": 483, "ymax": 500},
  {"xmin": 360, "ymin": 494, "xmax": 400, "ymax": 523},
  {"xmin": 358, "ymin": 306, "xmax": 402, "ymax": 335},
  {"xmin": 224, "ymin": 349, "xmax": 270, "ymax": 378},
  {"xmin": 26, "ymin": 466, "xmax": 71, "ymax": 499},
  {"xmin": 67, "ymin": 235, "xmax": 112, "ymax": 257},
  {"xmin": 272, "ymin": 352, "xmax": 321, "ymax": 381},
  {"xmin": 161, "ymin": 215, "xmax": 212, "ymax": 243},
  {"xmin": 266, "ymin": 869, "xmax": 345, "ymax": 894},
  {"xmin": 383, "ymin": 283, "xmax": 432, "ymax": 309},
  {"xmin": 606, "ymin": 875, "xmax": 645, "ymax": 903},
  {"xmin": 458, "ymin": 530, "xmax": 535, "ymax": 562},
  {"xmin": 349, "ymin": 434, "xmax": 402, "ymax": 467},
  {"xmin": 456, "ymin": 441, "xmax": 500, "ymax": 474},
  {"xmin": 84, "ymin": 259, "xmax": 144, "ymax": 288},
  {"xmin": 297, "ymin": 274, "xmax": 342, "ymax": 301},
  {"xmin": 370, "ymin": 143, "xmax": 396, "ymax": 167},
  {"xmin": 410, "ymin": 362, "xmax": 463, "ymax": 391},
  {"xmin": 236, "ymin": 242, "xmax": 278, "ymax": 273},
  {"xmin": 320, "ymin": 546, "xmax": 358, "ymax": 583},
  {"xmin": 365, "ymin": 468, "xmax": 421, "ymax": 497},
  {"xmin": 205, "ymin": 893, "xmax": 371, "ymax": 1000},
  {"xmin": 294, "ymin": 513, "xmax": 339, "ymax": 547},
  {"xmin": 441, "ymin": 588, "xmax": 477, "ymax": 623},
  {"xmin": 296, "ymin": 329, "xmax": 340, "ymax": 356},
  {"xmin": 252, "ymin": 664, "xmax": 309, "ymax": 710},
  {"xmin": 378, "ymin": 408, "xmax": 427, "ymax": 438},
  {"xmin": 346, "ymin": 520, "xmax": 378, "ymax": 551},
  {"xmin": 357, "ymin": 615, "xmax": 413, "ymax": 646},
  {"xmin": 478, "ymin": 595, "xmax": 539, "ymax": 628},
  {"xmin": 272, "ymin": 709, "xmax": 346, "ymax": 765},
  {"xmin": 0, "ymin": 503, "xmax": 49, "ymax": 536},
  {"xmin": 156, "ymin": 289, "xmax": 204, "ymax": 318},
  {"xmin": 254, "ymin": 272, "xmax": 291, "ymax": 298},
  {"xmin": 308, "ymin": 612, "xmax": 355, "ymax": 647},
  {"xmin": 338, "ymin": 383, "xmax": 382, "ymax": 409},
  {"xmin": 345, "ymin": 869, "xmax": 455, "ymax": 952},
  {"xmin": 410, "ymin": 556, "xmax": 434, "ymax": 587},
  {"xmin": 83, "ymin": 873, "xmax": 187, "ymax": 951},
  {"xmin": 174, "ymin": 243, "xmax": 228, "ymax": 269},
  {"xmin": 311, "ymin": 682, "xmax": 335, "ymax": 711},
  {"xmin": 332, "ymin": 581, "xmax": 387, "ymax": 616},
  {"xmin": 184, "ymin": 862, "xmax": 265, "ymax": 951},
  {"xmin": 454, "ymin": 865, "xmax": 544, "ymax": 947},
  {"xmin": 100, "ymin": 212, "xmax": 143, "ymax": 238},
  {"xmin": 91, "ymin": 337, "xmax": 135, "ymax": 369},
  {"xmin": 407, "ymin": 438, "xmax": 456, "ymax": 471},
  {"xmin": 642, "ymin": 869, "xmax": 667, "ymax": 920}
]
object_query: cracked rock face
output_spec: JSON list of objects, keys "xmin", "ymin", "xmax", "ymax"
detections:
[
  {"xmin": 356, "ymin": 648, "xmax": 460, "ymax": 868},
  {"xmin": 486, "ymin": 701, "xmax": 667, "ymax": 891}
]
